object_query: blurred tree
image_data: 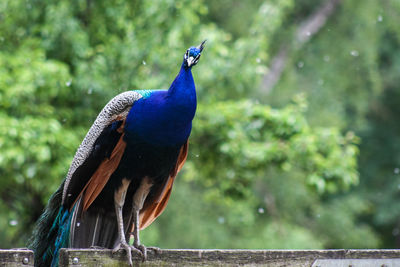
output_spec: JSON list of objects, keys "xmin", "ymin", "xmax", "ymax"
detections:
[
  {"xmin": 261, "ymin": 0, "xmax": 400, "ymax": 248},
  {"xmin": 357, "ymin": 19, "xmax": 400, "ymax": 248}
]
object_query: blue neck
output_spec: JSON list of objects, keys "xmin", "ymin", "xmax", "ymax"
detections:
[
  {"xmin": 125, "ymin": 62, "xmax": 197, "ymax": 146},
  {"xmin": 167, "ymin": 63, "xmax": 197, "ymax": 112}
]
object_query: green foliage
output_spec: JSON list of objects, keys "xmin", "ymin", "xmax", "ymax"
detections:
[
  {"xmin": 191, "ymin": 97, "xmax": 358, "ymax": 199},
  {"xmin": 0, "ymin": 0, "xmax": 395, "ymax": 250},
  {"xmin": 263, "ymin": 0, "xmax": 400, "ymax": 248},
  {"xmin": 0, "ymin": 44, "xmax": 82, "ymax": 244}
]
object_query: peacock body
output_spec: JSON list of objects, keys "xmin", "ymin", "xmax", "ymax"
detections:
[{"xmin": 29, "ymin": 41, "xmax": 205, "ymax": 267}]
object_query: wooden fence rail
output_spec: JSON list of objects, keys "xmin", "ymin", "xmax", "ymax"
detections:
[{"xmin": 1, "ymin": 248, "xmax": 400, "ymax": 266}]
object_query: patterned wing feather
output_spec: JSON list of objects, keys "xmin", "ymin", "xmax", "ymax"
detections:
[{"xmin": 62, "ymin": 91, "xmax": 143, "ymax": 208}]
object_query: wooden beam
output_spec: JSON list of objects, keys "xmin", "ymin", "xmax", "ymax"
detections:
[
  {"xmin": 0, "ymin": 249, "xmax": 34, "ymax": 267},
  {"xmin": 58, "ymin": 248, "xmax": 400, "ymax": 267},
  {"xmin": 2, "ymin": 249, "xmax": 400, "ymax": 266}
]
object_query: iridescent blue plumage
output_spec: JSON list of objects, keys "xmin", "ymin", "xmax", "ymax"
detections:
[
  {"xmin": 30, "ymin": 41, "xmax": 205, "ymax": 267},
  {"xmin": 126, "ymin": 62, "xmax": 197, "ymax": 146}
]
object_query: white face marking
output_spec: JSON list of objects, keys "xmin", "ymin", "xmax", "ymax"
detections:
[{"xmin": 187, "ymin": 56, "xmax": 195, "ymax": 67}]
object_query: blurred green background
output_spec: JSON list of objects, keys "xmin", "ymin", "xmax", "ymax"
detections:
[{"xmin": 1, "ymin": 0, "xmax": 400, "ymax": 249}]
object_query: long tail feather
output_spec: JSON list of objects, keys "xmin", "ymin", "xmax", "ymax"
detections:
[
  {"xmin": 69, "ymin": 195, "xmax": 125, "ymax": 249},
  {"xmin": 49, "ymin": 206, "xmax": 73, "ymax": 267},
  {"xmin": 29, "ymin": 182, "xmax": 72, "ymax": 267}
]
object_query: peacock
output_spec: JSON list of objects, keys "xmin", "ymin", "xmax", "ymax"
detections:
[{"xmin": 29, "ymin": 41, "xmax": 206, "ymax": 267}]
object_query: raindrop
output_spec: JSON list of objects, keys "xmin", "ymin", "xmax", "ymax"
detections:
[
  {"xmin": 377, "ymin": 15, "xmax": 383, "ymax": 22},
  {"xmin": 323, "ymin": 55, "xmax": 330, "ymax": 62},
  {"xmin": 87, "ymin": 88, "xmax": 93, "ymax": 95},
  {"xmin": 297, "ymin": 61, "xmax": 304, "ymax": 68},
  {"xmin": 316, "ymin": 214, "xmax": 321, "ymax": 218},
  {"xmin": 306, "ymin": 31, "xmax": 311, "ymax": 36},
  {"xmin": 66, "ymin": 80, "xmax": 72, "ymax": 87},
  {"xmin": 62, "ymin": 118, "xmax": 67, "ymax": 123},
  {"xmin": 142, "ymin": 60, "xmax": 146, "ymax": 65},
  {"xmin": 350, "ymin": 50, "xmax": 359, "ymax": 57},
  {"xmin": 394, "ymin": 168, "xmax": 399, "ymax": 174},
  {"xmin": 397, "ymin": 184, "xmax": 400, "ymax": 190},
  {"xmin": 76, "ymin": 222, "xmax": 80, "ymax": 227},
  {"xmin": 318, "ymin": 79, "xmax": 324, "ymax": 85},
  {"xmin": 256, "ymin": 58, "xmax": 261, "ymax": 63},
  {"xmin": 258, "ymin": 208, "xmax": 265, "ymax": 214},
  {"xmin": 0, "ymin": 37, "xmax": 4, "ymax": 42},
  {"xmin": 195, "ymin": 154, "xmax": 199, "ymax": 158},
  {"xmin": 26, "ymin": 166, "xmax": 35, "ymax": 178},
  {"xmin": 393, "ymin": 228, "xmax": 399, "ymax": 236},
  {"xmin": 9, "ymin": 220, "xmax": 18, "ymax": 226},
  {"xmin": 218, "ymin": 217, "xmax": 225, "ymax": 224}
]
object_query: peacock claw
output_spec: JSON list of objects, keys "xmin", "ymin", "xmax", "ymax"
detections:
[
  {"xmin": 134, "ymin": 244, "xmax": 147, "ymax": 262},
  {"xmin": 147, "ymin": 246, "xmax": 161, "ymax": 255},
  {"xmin": 113, "ymin": 242, "xmax": 133, "ymax": 267}
]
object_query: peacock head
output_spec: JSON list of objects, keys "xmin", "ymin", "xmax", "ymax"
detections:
[{"xmin": 184, "ymin": 40, "xmax": 206, "ymax": 69}]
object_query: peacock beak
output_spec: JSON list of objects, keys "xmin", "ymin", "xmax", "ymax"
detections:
[{"xmin": 198, "ymin": 40, "xmax": 206, "ymax": 52}]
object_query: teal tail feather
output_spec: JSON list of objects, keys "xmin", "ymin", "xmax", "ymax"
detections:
[
  {"xmin": 29, "ymin": 182, "xmax": 73, "ymax": 267},
  {"xmin": 48, "ymin": 206, "xmax": 73, "ymax": 267}
]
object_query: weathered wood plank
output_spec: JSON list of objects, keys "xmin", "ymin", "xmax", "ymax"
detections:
[
  {"xmin": 58, "ymin": 249, "xmax": 400, "ymax": 267},
  {"xmin": 1, "ymin": 249, "xmax": 399, "ymax": 266},
  {"xmin": 0, "ymin": 249, "xmax": 34, "ymax": 267},
  {"xmin": 312, "ymin": 258, "xmax": 400, "ymax": 267}
]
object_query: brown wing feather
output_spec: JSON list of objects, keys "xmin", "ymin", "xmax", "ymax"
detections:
[
  {"xmin": 71, "ymin": 122, "xmax": 127, "ymax": 212},
  {"xmin": 82, "ymin": 133, "xmax": 127, "ymax": 211},
  {"xmin": 138, "ymin": 141, "xmax": 189, "ymax": 230}
]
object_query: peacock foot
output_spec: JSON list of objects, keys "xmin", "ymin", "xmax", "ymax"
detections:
[
  {"xmin": 133, "ymin": 243, "xmax": 147, "ymax": 262},
  {"xmin": 113, "ymin": 242, "xmax": 133, "ymax": 267}
]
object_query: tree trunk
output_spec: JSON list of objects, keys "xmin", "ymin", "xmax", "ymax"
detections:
[{"xmin": 260, "ymin": 0, "xmax": 342, "ymax": 95}]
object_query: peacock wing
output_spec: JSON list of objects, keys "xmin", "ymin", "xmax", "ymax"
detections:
[
  {"xmin": 138, "ymin": 140, "xmax": 189, "ymax": 230},
  {"xmin": 62, "ymin": 91, "xmax": 143, "ymax": 209},
  {"xmin": 66, "ymin": 125, "xmax": 129, "ymax": 248}
]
